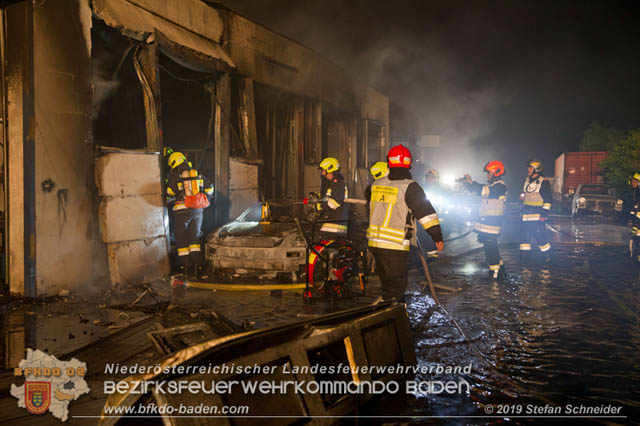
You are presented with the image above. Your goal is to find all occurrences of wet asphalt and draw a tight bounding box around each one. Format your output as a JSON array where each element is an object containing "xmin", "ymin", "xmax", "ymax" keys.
[{"xmin": 367, "ymin": 213, "xmax": 640, "ymax": 425}]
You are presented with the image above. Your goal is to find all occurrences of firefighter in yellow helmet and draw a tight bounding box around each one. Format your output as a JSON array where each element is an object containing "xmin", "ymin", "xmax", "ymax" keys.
[
  {"xmin": 366, "ymin": 145, "xmax": 444, "ymax": 302},
  {"xmin": 166, "ymin": 152, "xmax": 214, "ymax": 278},
  {"xmin": 520, "ymin": 159, "xmax": 552, "ymax": 265},
  {"xmin": 315, "ymin": 157, "xmax": 348, "ymax": 238},
  {"xmin": 628, "ymin": 172, "xmax": 640, "ymax": 264}
]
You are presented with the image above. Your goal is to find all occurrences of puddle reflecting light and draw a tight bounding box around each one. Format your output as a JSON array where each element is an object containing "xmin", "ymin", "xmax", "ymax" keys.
[{"xmin": 460, "ymin": 263, "xmax": 477, "ymax": 274}]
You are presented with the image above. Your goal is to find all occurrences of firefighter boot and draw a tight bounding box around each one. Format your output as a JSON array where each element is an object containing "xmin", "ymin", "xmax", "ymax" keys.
[
  {"xmin": 497, "ymin": 265, "xmax": 508, "ymax": 283},
  {"xmin": 196, "ymin": 265, "xmax": 208, "ymax": 280},
  {"xmin": 186, "ymin": 265, "xmax": 197, "ymax": 279}
]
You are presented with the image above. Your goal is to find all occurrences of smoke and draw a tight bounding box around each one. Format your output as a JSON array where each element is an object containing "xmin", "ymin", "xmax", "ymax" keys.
[
  {"xmin": 91, "ymin": 48, "xmax": 121, "ymax": 118},
  {"xmin": 227, "ymin": 0, "xmax": 514, "ymax": 175},
  {"xmin": 226, "ymin": 0, "xmax": 640, "ymax": 195}
]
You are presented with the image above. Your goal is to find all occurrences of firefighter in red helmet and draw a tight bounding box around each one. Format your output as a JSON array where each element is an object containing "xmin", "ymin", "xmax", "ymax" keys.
[
  {"xmin": 366, "ymin": 145, "xmax": 444, "ymax": 302},
  {"xmin": 464, "ymin": 161, "xmax": 508, "ymax": 281}
]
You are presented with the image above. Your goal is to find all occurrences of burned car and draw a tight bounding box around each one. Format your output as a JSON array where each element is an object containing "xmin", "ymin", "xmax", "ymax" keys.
[
  {"xmin": 205, "ymin": 200, "xmax": 369, "ymax": 284},
  {"xmin": 205, "ymin": 201, "xmax": 311, "ymax": 282},
  {"xmin": 571, "ymin": 184, "xmax": 623, "ymax": 218}
]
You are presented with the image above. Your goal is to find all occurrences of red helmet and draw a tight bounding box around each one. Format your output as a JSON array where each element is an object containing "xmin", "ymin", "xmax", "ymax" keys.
[
  {"xmin": 387, "ymin": 144, "xmax": 412, "ymax": 168},
  {"xmin": 484, "ymin": 160, "xmax": 505, "ymax": 178}
]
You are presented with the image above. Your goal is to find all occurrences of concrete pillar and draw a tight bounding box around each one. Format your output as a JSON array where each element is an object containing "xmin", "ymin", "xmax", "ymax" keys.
[
  {"xmin": 214, "ymin": 73, "xmax": 230, "ymax": 226},
  {"xmin": 5, "ymin": 1, "xmax": 35, "ymax": 296}
]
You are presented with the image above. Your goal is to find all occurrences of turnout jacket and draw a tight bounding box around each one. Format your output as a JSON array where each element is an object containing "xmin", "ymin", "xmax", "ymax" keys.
[
  {"xmin": 465, "ymin": 179, "xmax": 507, "ymax": 235},
  {"xmin": 167, "ymin": 163, "xmax": 214, "ymax": 211},
  {"xmin": 318, "ymin": 171, "xmax": 348, "ymax": 234},
  {"xmin": 366, "ymin": 168, "xmax": 443, "ymax": 251},
  {"xmin": 521, "ymin": 174, "xmax": 552, "ymax": 221}
]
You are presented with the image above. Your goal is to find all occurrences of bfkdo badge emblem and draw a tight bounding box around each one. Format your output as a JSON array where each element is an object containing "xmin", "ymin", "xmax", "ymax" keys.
[{"xmin": 25, "ymin": 382, "xmax": 51, "ymax": 414}]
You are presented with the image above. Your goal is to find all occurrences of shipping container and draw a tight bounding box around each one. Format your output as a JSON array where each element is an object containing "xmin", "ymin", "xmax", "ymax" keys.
[{"xmin": 554, "ymin": 151, "xmax": 607, "ymax": 207}]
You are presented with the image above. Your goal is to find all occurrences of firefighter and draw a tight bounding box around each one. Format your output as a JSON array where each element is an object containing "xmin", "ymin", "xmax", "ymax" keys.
[
  {"xmin": 315, "ymin": 157, "xmax": 349, "ymax": 238},
  {"xmin": 629, "ymin": 172, "xmax": 640, "ymax": 264},
  {"xmin": 520, "ymin": 159, "xmax": 552, "ymax": 264},
  {"xmin": 366, "ymin": 145, "xmax": 444, "ymax": 302},
  {"xmin": 463, "ymin": 161, "xmax": 507, "ymax": 281},
  {"xmin": 166, "ymin": 152, "xmax": 214, "ymax": 278}
]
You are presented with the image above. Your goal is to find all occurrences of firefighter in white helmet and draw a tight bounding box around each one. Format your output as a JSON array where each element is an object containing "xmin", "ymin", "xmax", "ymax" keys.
[
  {"xmin": 520, "ymin": 159, "xmax": 552, "ymax": 264},
  {"xmin": 366, "ymin": 145, "xmax": 444, "ymax": 302}
]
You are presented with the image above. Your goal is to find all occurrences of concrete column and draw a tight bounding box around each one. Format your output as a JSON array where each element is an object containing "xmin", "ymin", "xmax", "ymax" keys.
[
  {"xmin": 5, "ymin": 1, "xmax": 35, "ymax": 296},
  {"xmin": 214, "ymin": 73, "xmax": 230, "ymax": 226}
]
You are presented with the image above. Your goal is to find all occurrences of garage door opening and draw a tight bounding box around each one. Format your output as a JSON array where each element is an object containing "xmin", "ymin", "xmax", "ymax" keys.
[
  {"xmin": 92, "ymin": 19, "xmax": 146, "ymax": 149},
  {"xmin": 158, "ymin": 52, "xmax": 217, "ymax": 235}
]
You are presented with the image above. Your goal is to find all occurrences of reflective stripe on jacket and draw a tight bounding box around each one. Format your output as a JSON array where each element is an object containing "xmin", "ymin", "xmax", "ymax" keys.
[
  {"xmin": 479, "ymin": 181, "xmax": 507, "ymax": 217},
  {"xmin": 523, "ymin": 176, "xmax": 545, "ymax": 207},
  {"xmin": 367, "ymin": 178, "xmax": 412, "ymax": 251},
  {"xmin": 167, "ymin": 164, "xmax": 213, "ymax": 211},
  {"xmin": 319, "ymin": 172, "xmax": 348, "ymax": 235},
  {"xmin": 467, "ymin": 179, "xmax": 506, "ymax": 235},
  {"xmin": 521, "ymin": 176, "xmax": 552, "ymax": 220}
]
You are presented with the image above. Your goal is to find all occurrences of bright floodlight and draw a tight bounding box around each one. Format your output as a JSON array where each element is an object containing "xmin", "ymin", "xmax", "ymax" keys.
[{"xmin": 442, "ymin": 174, "xmax": 456, "ymax": 187}]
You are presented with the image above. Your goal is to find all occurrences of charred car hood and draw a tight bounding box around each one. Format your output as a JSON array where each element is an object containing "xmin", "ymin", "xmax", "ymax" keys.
[{"xmin": 210, "ymin": 222, "xmax": 301, "ymax": 248}]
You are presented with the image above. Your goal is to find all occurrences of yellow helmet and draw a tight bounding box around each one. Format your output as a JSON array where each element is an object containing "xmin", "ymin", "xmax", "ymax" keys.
[
  {"xmin": 528, "ymin": 159, "xmax": 543, "ymax": 173},
  {"xmin": 369, "ymin": 162, "xmax": 389, "ymax": 180},
  {"xmin": 630, "ymin": 172, "xmax": 640, "ymax": 184},
  {"xmin": 168, "ymin": 152, "xmax": 186, "ymax": 169},
  {"xmin": 319, "ymin": 157, "xmax": 340, "ymax": 173}
]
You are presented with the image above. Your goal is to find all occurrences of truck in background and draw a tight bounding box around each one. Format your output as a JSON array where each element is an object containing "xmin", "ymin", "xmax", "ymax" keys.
[{"xmin": 554, "ymin": 152, "xmax": 607, "ymax": 211}]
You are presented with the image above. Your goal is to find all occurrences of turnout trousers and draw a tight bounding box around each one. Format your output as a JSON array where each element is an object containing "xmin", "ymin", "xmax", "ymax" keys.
[
  {"xmin": 172, "ymin": 208, "xmax": 204, "ymax": 268},
  {"xmin": 631, "ymin": 235, "xmax": 640, "ymax": 264},
  {"xmin": 519, "ymin": 219, "xmax": 551, "ymax": 256},
  {"xmin": 370, "ymin": 247, "xmax": 410, "ymax": 303},
  {"xmin": 477, "ymin": 231, "xmax": 502, "ymax": 274}
]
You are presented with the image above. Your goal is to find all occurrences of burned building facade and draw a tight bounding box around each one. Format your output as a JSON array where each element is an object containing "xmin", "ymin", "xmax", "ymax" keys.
[{"xmin": 0, "ymin": 0, "xmax": 390, "ymax": 296}]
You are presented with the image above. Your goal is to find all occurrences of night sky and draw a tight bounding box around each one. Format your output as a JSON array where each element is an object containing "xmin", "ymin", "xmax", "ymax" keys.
[{"xmin": 227, "ymin": 0, "xmax": 640, "ymax": 190}]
